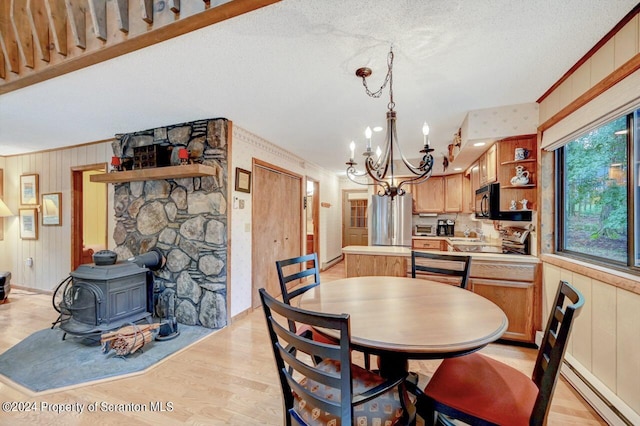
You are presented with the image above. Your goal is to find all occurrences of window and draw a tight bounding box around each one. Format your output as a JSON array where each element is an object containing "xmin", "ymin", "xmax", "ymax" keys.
[
  {"xmin": 350, "ymin": 200, "xmax": 368, "ymax": 228},
  {"xmin": 557, "ymin": 109, "xmax": 638, "ymax": 269}
]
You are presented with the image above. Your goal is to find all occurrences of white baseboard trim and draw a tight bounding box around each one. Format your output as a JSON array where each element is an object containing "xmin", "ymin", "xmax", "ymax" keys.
[
  {"xmin": 562, "ymin": 354, "xmax": 639, "ymax": 426},
  {"xmin": 322, "ymin": 254, "xmax": 343, "ymax": 270}
]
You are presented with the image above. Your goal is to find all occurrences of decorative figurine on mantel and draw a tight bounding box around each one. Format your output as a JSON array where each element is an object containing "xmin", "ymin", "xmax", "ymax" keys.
[
  {"xmin": 178, "ymin": 148, "xmax": 190, "ymax": 165},
  {"xmin": 111, "ymin": 156, "xmax": 122, "ymax": 172},
  {"xmin": 509, "ymin": 200, "xmax": 517, "ymax": 210},
  {"xmin": 521, "ymin": 199, "xmax": 529, "ymax": 210}
]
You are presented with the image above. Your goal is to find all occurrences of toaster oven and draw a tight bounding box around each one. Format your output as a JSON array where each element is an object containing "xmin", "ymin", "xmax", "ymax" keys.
[{"xmin": 414, "ymin": 224, "xmax": 436, "ymax": 236}]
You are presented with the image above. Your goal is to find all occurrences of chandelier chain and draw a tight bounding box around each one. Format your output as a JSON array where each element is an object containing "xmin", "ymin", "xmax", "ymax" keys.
[{"xmin": 360, "ymin": 49, "xmax": 394, "ymax": 110}]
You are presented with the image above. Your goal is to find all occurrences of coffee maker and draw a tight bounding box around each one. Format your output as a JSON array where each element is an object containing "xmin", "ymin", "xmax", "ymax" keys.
[{"xmin": 437, "ymin": 219, "xmax": 455, "ymax": 236}]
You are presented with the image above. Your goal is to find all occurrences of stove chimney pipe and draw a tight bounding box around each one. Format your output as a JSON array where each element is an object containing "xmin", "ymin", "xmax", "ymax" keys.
[{"xmin": 128, "ymin": 248, "xmax": 166, "ymax": 271}]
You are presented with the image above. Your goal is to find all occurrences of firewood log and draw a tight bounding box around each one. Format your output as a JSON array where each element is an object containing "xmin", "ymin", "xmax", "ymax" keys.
[{"xmin": 101, "ymin": 323, "xmax": 160, "ymax": 355}]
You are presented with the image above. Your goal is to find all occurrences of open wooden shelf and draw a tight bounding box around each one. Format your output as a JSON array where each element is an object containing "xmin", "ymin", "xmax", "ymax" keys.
[
  {"xmin": 500, "ymin": 159, "xmax": 536, "ymax": 166},
  {"xmin": 90, "ymin": 164, "xmax": 217, "ymax": 183}
]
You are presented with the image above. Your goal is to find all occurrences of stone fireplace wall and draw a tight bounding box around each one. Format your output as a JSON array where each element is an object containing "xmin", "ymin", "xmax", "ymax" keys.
[{"xmin": 110, "ymin": 118, "xmax": 228, "ymax": 329}]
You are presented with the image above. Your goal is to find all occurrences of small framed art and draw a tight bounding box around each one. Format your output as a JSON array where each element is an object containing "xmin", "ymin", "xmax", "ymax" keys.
[
  {"xmin": 42, "ymin": 192, "xmax": 62, "ymax": 226},
  {"xmin": 20, "ymin": 174, "xmax": 39, "ymax": 205},
  {"xmin": 19, "ymin": 208, "xmax": 38, "ymax": 240},
  {"xmin": 235, "ymin": 168, "xmax": 252, "ymax": 193}
]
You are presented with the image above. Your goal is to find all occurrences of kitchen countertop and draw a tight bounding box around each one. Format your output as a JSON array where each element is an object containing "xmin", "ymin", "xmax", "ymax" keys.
[{"xmin": 342, "ymin": 245, "xmax": 539, "ymax": 263}]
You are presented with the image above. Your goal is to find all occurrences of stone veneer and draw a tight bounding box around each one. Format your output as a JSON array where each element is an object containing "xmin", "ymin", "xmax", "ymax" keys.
[{"xmin": 110, "ymin": 118, "xmax": 228, "ymax": 329}]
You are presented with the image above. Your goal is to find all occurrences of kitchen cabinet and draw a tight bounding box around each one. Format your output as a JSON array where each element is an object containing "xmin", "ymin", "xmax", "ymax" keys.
[
  {"xmin": 413, "ymin": 176, "xmax": 444, "ymax": 213},
  {"xmin": 496, "ymin": 135, "xmax": 537, "ymax": 211},
  {"xmin": 444, "ymin": 174, "xmax": 463, "ymax": 212},
  {"xmin": 478, "ymin": 144, "xmax": 497, "ymax": 186},
  {"xmin": 465, "ymin": 163, "xmax": 480, "ymax": 212},
  {"xmin": 468, "ymin": 259, "xmax": 540, "ymax": 343},
  {"xmin": 342, "ymin": 246, "xmax": 408, "ymax": 278},
  {"xmin": 412, "ymin": 238, "xmax": 447, "ymax": 251}
]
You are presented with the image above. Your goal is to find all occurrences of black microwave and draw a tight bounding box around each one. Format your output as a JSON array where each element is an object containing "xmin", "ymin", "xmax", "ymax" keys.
[{"xmin": 475, "ymin": 183, "xmax": 500, "ymax": 219}]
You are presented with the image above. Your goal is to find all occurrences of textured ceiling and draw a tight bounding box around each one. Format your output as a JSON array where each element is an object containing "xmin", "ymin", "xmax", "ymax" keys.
[{"xmin": 0, "ymin": 0, "xmax": 637, "ymax": 175}]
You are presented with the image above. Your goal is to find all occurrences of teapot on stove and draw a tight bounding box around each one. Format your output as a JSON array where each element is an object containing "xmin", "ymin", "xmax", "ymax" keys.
[{"xmin": 510, "ymin": 165, "xmax": 530, "ymax": 186}]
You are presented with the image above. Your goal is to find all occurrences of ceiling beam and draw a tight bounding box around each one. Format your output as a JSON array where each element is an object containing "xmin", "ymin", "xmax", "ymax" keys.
[
  {"xmin": 27, "ymin": 0, "xmax": 51, "ymax": 62},
  {"xmin": 0, "ymin": 0, "xmax": 281, "ymax": 94}
]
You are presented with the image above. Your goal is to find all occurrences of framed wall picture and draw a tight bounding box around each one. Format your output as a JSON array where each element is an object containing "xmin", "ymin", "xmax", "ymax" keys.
[
  {"xmin": 235, "ymin": 168, "xmax": 252, "ymax": 193},
  {"xmin": 42, "ymin": 192, "xmax": 62, "ymax": 226},
  {"xmin": 19, "ymin": 208, "xmax": 38, "ymax": 240},
  {"xmin": 20, "ymin": 174, "xmax": 39, "ymax": 205}
]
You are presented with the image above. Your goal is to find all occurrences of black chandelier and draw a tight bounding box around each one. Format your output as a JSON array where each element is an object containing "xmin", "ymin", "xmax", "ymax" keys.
[{"xmin": 346, "ymin": 47, "xmax": 434, "ymax": 199}]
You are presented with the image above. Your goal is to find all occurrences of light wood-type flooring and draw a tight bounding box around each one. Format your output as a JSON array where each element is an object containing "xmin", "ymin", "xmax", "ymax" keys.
[{"xmin": 0, "ymin": 262, "xmax": 605, "ymax": 425}]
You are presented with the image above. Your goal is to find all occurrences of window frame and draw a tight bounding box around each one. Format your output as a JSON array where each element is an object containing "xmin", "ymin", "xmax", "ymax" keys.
[{"xmin": 556, "ymin": 109, "xmax": 638, "ymax": 273}]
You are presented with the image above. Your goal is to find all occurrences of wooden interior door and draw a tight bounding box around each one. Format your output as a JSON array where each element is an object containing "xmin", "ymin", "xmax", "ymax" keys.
[
  {"xmin": 252, "ymin": 161, "xmax": 302, "ymax": 308},
  {"xmin": 342, "ymin": 190, "xmax": 368, "ymax": 247}
]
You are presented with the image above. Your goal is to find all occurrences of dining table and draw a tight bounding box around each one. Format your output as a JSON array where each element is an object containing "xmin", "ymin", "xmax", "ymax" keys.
[{"xmin": 298, "ymin": 275, "xmax": 508, "ymax": 379}]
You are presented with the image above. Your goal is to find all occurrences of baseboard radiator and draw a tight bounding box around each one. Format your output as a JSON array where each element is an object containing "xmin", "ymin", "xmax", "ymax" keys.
[
  {"xmin": 561, "ymin": 354, "xmax": 639, "ymax": 426},
  {"xmin": 322, "ymin": 255, "xmax": 343, "ymax": 270}
]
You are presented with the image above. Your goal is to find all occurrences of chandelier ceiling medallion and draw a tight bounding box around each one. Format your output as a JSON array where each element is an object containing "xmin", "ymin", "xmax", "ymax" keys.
[{"xmin": 346, "ymin": 46, "xmax": 435, "ymax": 200}]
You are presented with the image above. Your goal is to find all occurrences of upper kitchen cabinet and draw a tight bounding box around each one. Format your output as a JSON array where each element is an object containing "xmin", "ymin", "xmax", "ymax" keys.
[
  {"xmin": 478, "ymin": 144, "xmax": 497, "ymax": 185},
  {"xmin": 413, "ymin": 176, "xmax": 444, "ymax": 213},
  {"xmin": 497, "ymin": 135, "xmax": 537, "ymax": 211},
  {"xmin": 412, "ymin": 174, "xmax": 463, "ymax": 213},
  {"xmin": 463, "ymin": 164, "xmax": 480, "ymax": 213},
  {"xmin": 444, "ymin": 174, "xmax": 463, "ymax": 212}
]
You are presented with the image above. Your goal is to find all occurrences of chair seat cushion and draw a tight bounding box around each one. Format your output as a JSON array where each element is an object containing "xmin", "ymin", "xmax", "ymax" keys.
[
  {"xmin": 294, "ymin": 359, "xmax": 404, "ymax": 425},
  {"xmin": 423, "ymin": 353, "xmax": 539, "ymax": 426}
]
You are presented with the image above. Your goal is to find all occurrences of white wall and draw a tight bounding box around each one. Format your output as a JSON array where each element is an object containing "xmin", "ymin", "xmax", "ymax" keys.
[
  {"xmin": 229, "ymin": 125, "xmax": 342, "ymax": 317},
  {"xmin": 0, "ymin": 143, "xmax": 115, "ymax": 292}
]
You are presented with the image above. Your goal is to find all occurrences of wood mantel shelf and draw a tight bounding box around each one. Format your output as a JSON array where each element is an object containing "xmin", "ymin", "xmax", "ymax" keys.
[{"xmin": 90, "ymin": 164, "xmax": 217, "ymax": 183}]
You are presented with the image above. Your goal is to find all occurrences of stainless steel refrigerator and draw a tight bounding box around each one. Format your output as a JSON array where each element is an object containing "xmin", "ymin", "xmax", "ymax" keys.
[{"xmin": 370, "ymin": 194, "xmax": 412, "ymax": 246}]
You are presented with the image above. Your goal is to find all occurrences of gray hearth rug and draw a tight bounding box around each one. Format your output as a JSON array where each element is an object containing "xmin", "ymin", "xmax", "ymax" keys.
[{"xmin": 0, "ymin": 325, "xmax": 214, "ymax": 393}]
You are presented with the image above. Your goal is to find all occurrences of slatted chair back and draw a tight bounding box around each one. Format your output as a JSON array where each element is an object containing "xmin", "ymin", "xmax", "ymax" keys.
[
  {"xmin": 276, "ymin": 253, "xmax": 321, "ymax": 304},
  {"xmin": 260, "ymin": 288, "xmax": 410, "ymax": 426},
  {"xmin": 410, "ymin": 251, "xmax": 472, "ymax": 289},
  {"xmin": 530, "ymin": 280, "xmax": 585, "ymax": 425},
  {"xmin": 276, "ymin": 253, "xmax": 321, "ymax": 334}
]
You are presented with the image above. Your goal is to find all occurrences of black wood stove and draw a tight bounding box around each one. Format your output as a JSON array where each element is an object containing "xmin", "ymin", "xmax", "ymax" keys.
[{"xmin": 56, "ymin": 250, "xmax": 163, "ymax": 336}]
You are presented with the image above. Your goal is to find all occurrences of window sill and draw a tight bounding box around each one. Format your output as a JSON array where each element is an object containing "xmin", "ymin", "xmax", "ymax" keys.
[{"xmin": 540, "ymin": 253, "xmax": 640, "ymax": 295}]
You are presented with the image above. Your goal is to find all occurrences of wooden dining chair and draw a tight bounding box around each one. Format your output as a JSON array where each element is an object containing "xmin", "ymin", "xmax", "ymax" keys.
[
  {"xmin": 259, "ymin": 288, "xmax": 415, "ymax": 426},
  {"xmin": 276, "ymin": 253, "xmax": 374, "ymax": 370},
  {"xmin": 410, "ymin": 251, "xmax": 472, "ymax": 289},
  {"xmin": 416, "ymin": 280, "xmax": 584, "ymax": 426}
]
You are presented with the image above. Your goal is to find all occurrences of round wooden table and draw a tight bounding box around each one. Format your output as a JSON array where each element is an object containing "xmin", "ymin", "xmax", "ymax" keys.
[{"xmin": 299, "ymin": 276, "xmax": 508, "ymax": 377}]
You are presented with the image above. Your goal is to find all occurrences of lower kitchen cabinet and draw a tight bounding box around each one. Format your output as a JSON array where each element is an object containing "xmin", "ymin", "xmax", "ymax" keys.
[
  {"xmin": 344, "ymin": 253, "xmax": 407, "ymax": 277},
  {"xmin": 468, "ymin": 259, "xmax": 540, "ymax": 344},
  {"xmin": 471, "ymin": 278, "xmax": 534, "ymax": 342},
  {"xmin": 412, "ymin": 239, "xmax": 447, "ymax": 251}
]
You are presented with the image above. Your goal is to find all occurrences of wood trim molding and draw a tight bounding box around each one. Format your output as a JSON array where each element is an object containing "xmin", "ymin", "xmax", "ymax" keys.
[
  {"xmin": 538, "ymin": 52, "xmax": 640, "ymax": 132},
  {"xmin": 541, "ymin": 253, "xmax": 640, "ymax": 296}
]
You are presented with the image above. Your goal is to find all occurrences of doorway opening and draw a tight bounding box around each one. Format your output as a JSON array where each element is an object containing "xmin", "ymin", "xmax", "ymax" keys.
[
  {"xmin": 305, "ymin": 178, "xmax": 320, "ymax": 267},
  {"xmin": 342, "ymin": 190, "xmax": 369, "ymax": 247},
  {"xmin": 71, "ymin": 164, "xmax": 108, "ymax": 270}
]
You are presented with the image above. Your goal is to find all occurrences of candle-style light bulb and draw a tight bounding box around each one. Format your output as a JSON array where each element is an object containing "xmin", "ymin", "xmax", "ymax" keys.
[
  {"xmin": 375, "ymin": 146, "xmax": 382, "ymax": 160},
  {"xmin": 365, "ymin": 126, "xmax": 372, "ymax": 150},
  {"xmin": 422, "ymin": 121, "xmax": 430, "ymax": 148},
  {"xmin": 349, "ymin": 140, "xmax": 356, "ymax": 161}
]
